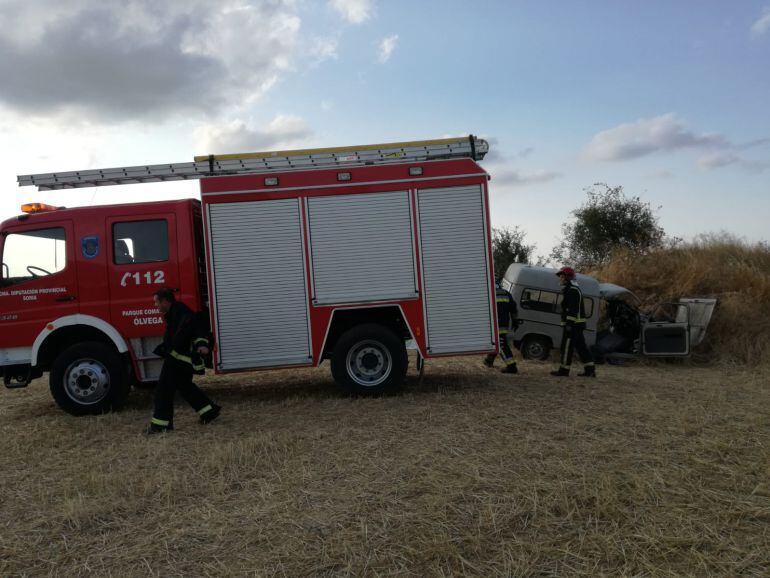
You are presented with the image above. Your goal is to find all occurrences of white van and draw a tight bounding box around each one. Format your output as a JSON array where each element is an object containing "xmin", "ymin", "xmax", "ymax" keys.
[
  {"xmin": 501, "ymin": 263, "xmax": 717, "ymax": 362},
  {"xmin": 500, "ymin": 264, "xmax": 601, "ymax": 360}
]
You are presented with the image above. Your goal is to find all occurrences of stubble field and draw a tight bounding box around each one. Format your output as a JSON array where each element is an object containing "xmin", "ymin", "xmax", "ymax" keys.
[{"xmin": 1, "ymin": 357, "xmax": 769, "ymax": 576}]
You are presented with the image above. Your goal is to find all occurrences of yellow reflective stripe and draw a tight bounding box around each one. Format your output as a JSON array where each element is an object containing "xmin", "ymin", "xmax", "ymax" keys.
[
  {"xmin": 566, "ymin": 316, "xmax": 585, "ymax": 323},
  {"xmin": 560, "ymin": 364, "xmax": 571, "ymax": 370},
  {"xmin": 499, "ymin": 329, "xmax": 510, "ymax": 334},
  {"xmin": 504, "ymin": 358, "xmax": 516, "ymax": 366},
  {"xmin": 584, "ymin": 362, "xmax": 595, "ymax": 367},
  {"xmin": 198, "ymin": 404, "xmax": 213, "ymax": 416},
  {"xmin": 496, "ymin": 298, "xmax": 510, "ymax": 303},
  {"xmin": 151, "ymin": 418, "xmax": 170, "ymax": 426},
  {"xmin": 170, "ymin": 350, "xmax": 192, "ymax": 364},
  {"xmin": 193, "ymin": 338, "xmax": 208, "ymax": 346},
  {"xmin": 193, "ymin": 363, "xmax": 206, "ymax": 371}
]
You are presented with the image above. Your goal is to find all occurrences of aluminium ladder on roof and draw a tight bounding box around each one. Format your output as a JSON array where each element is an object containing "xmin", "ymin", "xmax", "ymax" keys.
[{"xmin": 17, "ymin": 135, "xmax": 489, "ymax": 191}]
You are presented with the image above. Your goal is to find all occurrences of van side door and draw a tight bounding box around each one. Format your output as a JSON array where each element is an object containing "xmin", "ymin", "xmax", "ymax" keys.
[{"xmin": 641, "ymin": 302, "xmax": 690, "ymax": 356}]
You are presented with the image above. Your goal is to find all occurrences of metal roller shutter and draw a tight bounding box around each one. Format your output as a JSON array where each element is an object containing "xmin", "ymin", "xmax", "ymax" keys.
[
  {"xmin": 307, "ymin": 191, "xmax": 417, "ymax": 304},
  {"xmin": 418, "ymin": 185, "xmax": 494, "ymax": 353},
  {"xmin": 207, "ymin": 199, "xmax": 311, "ymax": 370}
]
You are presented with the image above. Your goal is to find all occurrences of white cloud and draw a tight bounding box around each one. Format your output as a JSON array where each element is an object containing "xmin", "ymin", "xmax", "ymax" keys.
[
  {"xmin": 194, "ymin": 114, "xmax": 313, "ymax": 154},
  {"xmin": 482, "ymin": 142, "xmax": 534, "ymax": 163},
  {"xmin": 697, "ymin": 151, "xmax": 740, "ymax": 169},
  {"xmin": 310, "ymin": 36, "xmax": 339, "ymax": 65},
  {"xmin": 585, "ymin": 113, "xmax": 727, "ymax": 161},
  {"xmin": 491, "ymin": 168, "xmax": 563, "ymax": 188},
  {"xmin": 0, "ymin": 0, "xmax": 301, "ymax": 121},
  {"xmin": 698, "ymin": 152, "xmax": 770, "ymax": 173},
  {"xmin": 377, "ymin": 34, "xmax": 399, "ymax": 63},
  {"xmin": 516, "ymin": 147, "xmax": 534, "ymax": 159},
  {"xmin": 750, "ymin": 6, "xmax": 770, "ymax": 38},
  {"xmin": 647, "ymin": 169, "xmax": 675, "ymax": 179},
  {"xmin": 736, "ymin": 137, "xmax": 770, "ymax": 150},
  {"xmin": 742, "ymin": 160, "xmax": 770, "ymax": 173},
  {"xmin": 479, "ymin": 139, "xmax": 559, "ymax": 187},
  {"xmin": 329, "ymin": 0, "xmax": 373, "ymax": 24}
]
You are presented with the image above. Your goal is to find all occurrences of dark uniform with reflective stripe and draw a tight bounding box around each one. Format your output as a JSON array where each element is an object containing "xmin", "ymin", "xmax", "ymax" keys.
[
  {"xmin": 151, "ymin": 301, "xmax": 216, "ymax": 429},
  {"xmin": 484, "ymin": 286, "xmax": 518, "ymax": 372},
  {"xmin": 557, "ymin": 280, "xmax": 595, "ymax": 374}
]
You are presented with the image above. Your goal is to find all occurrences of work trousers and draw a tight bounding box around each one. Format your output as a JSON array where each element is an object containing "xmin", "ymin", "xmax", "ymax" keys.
[
  {"xmin": 485, "ymin": 331, "xmax": 517, "ymax": 367},
  {"xmin": 558, "ymin": 323, "xmax": 594, "ymax": 371},
  {"xmin": 152, "ymin": 357, "xmax": 213, "ymax": 428}
]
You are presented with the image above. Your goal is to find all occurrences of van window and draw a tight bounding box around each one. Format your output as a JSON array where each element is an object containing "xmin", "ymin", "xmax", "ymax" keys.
[
  {"xmin": 555, "ymin": 295, "xmax": 595, "ymax": 318},
  {"xmin": 521, "ymin": 288, "xmax": 595, "ymax": 318},
  {"xmin": 520, "ymin": 288, "xmax": 559, "ymax": 313},
  {"xmin": 1, "ymin": 227, "xmax": 66, "ymax": 287},
  {"xmin": 113, "ymin": 220, "xmax": 168, "ymax": 264}
]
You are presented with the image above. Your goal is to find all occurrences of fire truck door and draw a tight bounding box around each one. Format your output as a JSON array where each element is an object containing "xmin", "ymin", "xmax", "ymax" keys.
[
  {"xmin": 106, "ymin": 213, "xmax": 179, "ymax": 337},
  {"xmin": 0, "ymin": 221, "xmax": 79, "ymax": 352}
]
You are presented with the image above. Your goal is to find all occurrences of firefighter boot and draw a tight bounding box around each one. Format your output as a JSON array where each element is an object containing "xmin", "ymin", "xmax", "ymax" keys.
[
  {"xmin": 550, "ymin": 367, "xmax": 570, "ymax": 377},
  {"xmin": 501, "ymin": 362, "xmax": 518, "ymax": 374},
  {"xmin": 143, "ymin": 423, "xmax": 174, "ymax": 436},
  {"xmin": 483, "ymin": 354, "xmax": 495, "ymax": 368},
  {"xmin": 199, "ymin": 403, "xmax": 222, "ymax": 425},
  {"xmin": 578, "ymin": 365, "xmax": 596, "ymax": 378}
]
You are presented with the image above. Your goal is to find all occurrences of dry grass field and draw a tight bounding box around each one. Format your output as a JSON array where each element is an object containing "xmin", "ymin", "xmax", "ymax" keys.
[{"xmin": 1, "ymin": 357, "xmax": 769, "ymax": 577}]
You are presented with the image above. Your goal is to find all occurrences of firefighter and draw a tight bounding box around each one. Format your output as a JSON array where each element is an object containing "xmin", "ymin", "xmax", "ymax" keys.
[
  {"xmin": 484, "ymin": 282, "xmax": 519, "ymax": 374},
  {"xmin": 551, "ymin": 266, "xmax": 596, "ymax": 377},
  {"xmin": 144, "ymin": 288, "xmax": 221, "ymax": 434}
]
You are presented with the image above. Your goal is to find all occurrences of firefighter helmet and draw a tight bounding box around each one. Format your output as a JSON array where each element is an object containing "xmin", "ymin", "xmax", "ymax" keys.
[{"xmin": 556, "ymin": 266, "xmax": 576, "ymax": 280}]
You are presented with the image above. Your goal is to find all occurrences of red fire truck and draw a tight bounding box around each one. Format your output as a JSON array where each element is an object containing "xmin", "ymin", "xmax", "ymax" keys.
[{"xmin": 1, "ymin": 136, "xmax": 498, "ymax": 415}]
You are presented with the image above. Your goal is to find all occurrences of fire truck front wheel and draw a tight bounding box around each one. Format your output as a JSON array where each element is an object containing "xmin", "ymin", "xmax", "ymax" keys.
[
  {"xmin": 49, "ymin": 342, "xmax": 130, "ymax": 416},
  {"xmin": 331, "ymin": 323, "xmax": 408, "ymax": 395}
]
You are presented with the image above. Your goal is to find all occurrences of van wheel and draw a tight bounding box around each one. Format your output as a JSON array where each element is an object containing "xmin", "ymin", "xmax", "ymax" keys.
[
  {"xmin": 50, "ymin": 342, "xmax": 130, "ymax": 416},
  {"xmin": 331, "ymin": 323, "xmax": 407, "ymax": 395},
  {"xmin": 522, "ymin": 335, "xmax": 551, "ymax": 360}
]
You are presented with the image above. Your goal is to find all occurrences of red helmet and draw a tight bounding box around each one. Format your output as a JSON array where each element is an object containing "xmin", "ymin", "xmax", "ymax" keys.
[{"xmin": 556, "ymin": 266, "xmax": 576, "ymax": 280}]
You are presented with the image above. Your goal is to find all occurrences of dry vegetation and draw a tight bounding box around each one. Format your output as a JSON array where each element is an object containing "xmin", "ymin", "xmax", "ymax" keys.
[
  {"xmin": 592, "ymin": 236, "xmax": 770, "ymax": 366},
  {"xmin": 2, "ymin": 238, "xmax": 769, "ymax": 576},
  {"xmin": 1, "ymin": 358, "xmax": 769, "ymax": 577}
]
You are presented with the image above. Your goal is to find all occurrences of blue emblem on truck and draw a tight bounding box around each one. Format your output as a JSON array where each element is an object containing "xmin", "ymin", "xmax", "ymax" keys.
[{"xmin": 81, "ymin": 236, "xmax": 99, "ymax": 259}]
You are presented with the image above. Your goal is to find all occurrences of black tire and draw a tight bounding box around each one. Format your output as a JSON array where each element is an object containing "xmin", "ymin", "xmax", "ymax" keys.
[
  {"xmin": 521, "ymin": 335, "xmax": 551, "ymax": 361},
  {"xmin": 49, "ymin": 341, "xmax": 130, "ymax": 416},
  {"xmin": 330, "ymin": 323, "xmax": 407, "ymax": 395}
]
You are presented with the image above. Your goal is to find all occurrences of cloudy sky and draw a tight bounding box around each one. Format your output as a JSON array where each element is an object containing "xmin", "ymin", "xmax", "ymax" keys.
[{"xmin": 0, "ymin": 0, "xmax": 768, "ymax": 257}]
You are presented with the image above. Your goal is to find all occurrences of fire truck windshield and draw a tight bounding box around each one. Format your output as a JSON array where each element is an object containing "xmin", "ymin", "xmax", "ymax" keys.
[{"xmin": 0, "ymin": 227, "xmax": 66, "ymax": 287}]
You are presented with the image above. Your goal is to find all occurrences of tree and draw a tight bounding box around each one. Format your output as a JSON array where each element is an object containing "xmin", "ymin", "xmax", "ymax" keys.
[
  {"xmin": 550, "ymin": 183, "xmax": 666, "ymax": 269},
  {"xmin": 492, "ymin": 226, "xmax": 534, "ymax": 278}
]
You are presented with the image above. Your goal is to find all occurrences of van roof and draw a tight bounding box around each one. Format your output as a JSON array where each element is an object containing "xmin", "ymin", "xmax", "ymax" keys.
[{"xmin": 503, "ymin": 263, "xmax": 601, "ymax": 296}]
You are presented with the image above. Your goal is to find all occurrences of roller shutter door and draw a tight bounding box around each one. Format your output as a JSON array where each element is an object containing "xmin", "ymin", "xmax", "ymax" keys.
[
  {"xmin": 208, "ymin": 199, "xmax": 311, "ymax": 370},
  {"xmin": 307, "ymin": 191, "xmax": 416, "ymax": 304},
  {"xmin": 418, "ymin": 185, "xmax": 494, "ymax": 354}
]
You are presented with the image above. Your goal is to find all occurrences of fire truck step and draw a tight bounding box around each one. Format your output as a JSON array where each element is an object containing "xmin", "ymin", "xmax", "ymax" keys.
[{"xmin": 3, "ymin": 369, "xmax": 32, "ymax": 388}]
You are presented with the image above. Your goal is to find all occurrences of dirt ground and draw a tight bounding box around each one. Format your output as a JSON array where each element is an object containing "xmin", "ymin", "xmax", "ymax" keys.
[{"xmin": 1, "ymin": 357, "xmax": 769, "ymax": 577}]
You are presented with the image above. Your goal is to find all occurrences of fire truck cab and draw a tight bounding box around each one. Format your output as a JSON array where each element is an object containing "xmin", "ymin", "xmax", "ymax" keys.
[
  {"xmin": 2, "ymin": 137, "xmax": 499, "ymax": 415},
  {"xmin": 0, "ymin": 200, "xmax": 206, "ymax": 413}
]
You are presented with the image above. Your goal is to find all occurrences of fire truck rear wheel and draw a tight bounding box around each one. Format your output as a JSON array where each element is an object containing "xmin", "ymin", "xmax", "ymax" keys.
[
  {"xmin": 49, "ymin": 341, "xmax": 130, "ymax": 416},
  {"xmin": 331, "ymin": 323, "xmax": 407, "ymax": 395}
]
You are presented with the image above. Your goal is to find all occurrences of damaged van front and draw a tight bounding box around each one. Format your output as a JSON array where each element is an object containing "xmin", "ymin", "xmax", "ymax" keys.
[{"xmin": 595, "ymin": 283, "xmax": 717, "ymax": 362}]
